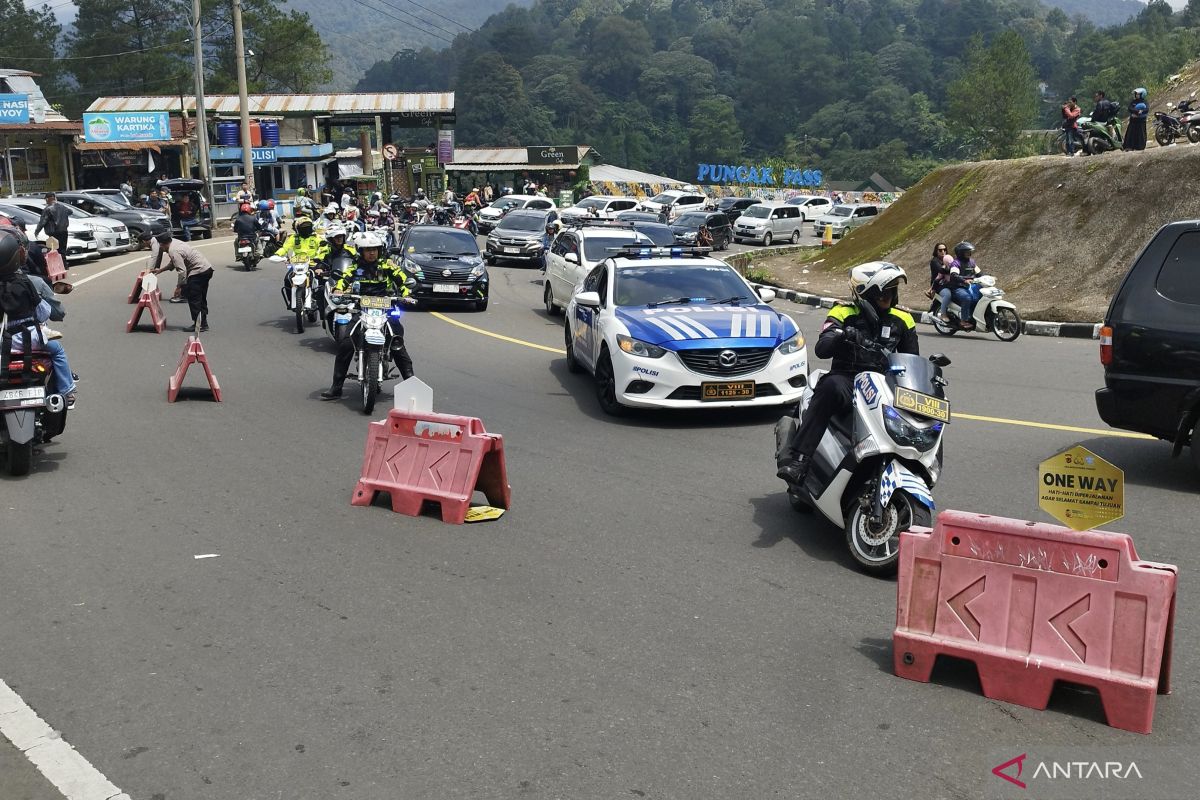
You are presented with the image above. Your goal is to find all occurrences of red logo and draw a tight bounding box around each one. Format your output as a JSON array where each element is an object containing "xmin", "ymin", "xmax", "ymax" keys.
[{"xmin": 993, "ymin": 754, "xmax": 1027, "ymax": 789}]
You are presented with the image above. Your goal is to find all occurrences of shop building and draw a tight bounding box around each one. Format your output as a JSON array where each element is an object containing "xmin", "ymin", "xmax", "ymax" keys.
[
  {"xmin": 0, "ymin": 70, "xmax": 78, "ymax": 195},
  {"xmin": 446, "ymin": 145, "xmax": 597, "ymax": 201}
]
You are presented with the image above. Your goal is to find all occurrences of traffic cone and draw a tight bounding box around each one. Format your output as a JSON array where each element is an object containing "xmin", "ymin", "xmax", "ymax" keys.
[{"xmin": 822, "ymin": 224, "xmax": 834, "ymax": 248}]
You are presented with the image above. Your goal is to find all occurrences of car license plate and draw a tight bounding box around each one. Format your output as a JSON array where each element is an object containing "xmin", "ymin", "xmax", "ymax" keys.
[
  {"xmin": 504, "ymin": 247, "xmax": 519, "ymax": 254},
  {"xmin": 0, "ymin": 386, "xmax": 44, "ymax": 403},
  {"xmin": 433, "ymin": 283, "xmax": 458, "ymax": 293},
  {"xmin": 894, "ymin": 386, "xmax": 951, "ymax": 422},
  {"xmin": 86, "ymin": 242, "xmax": 97, "ymax": 249},
  {"xmin": 237, "ymin": 247, "xmax": 251, "ymax": 254},
  {"xmin": 700, "ymin": 381, "xmax": 756, "ymax": 401}
]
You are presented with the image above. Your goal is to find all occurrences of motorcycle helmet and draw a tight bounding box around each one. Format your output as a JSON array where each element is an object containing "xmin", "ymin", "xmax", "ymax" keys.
[
  {"xmin": 1134, "ymin": 87, "xmax": 1147, "ymax": 102},
  {"xmin": 239, "ymin": 202, "xmax": 253, "ymax": 214},
  {"xmin": 296, "ymin": 187, "xmax": 306, "ymax": 197},
  {"xmin": 296, "ymin": 218, "xmax": 314, "ymax": 237},
  {"xmin": 0, "ymin": 225, "xmax": 29, "ymax": 276},
  {"xmin": 267, "ymin": 199, "xmax": 275, "ymax": 210},
  {"xmin": 356, "ymin": 232, "xmax": 385, "ymax": 261},
  {"xmin": 849, "ymin": 261, "xmax": 907, "ymax": 311},
  {"xmin": 415, "ymin": 188, "xmax": 425, "ymax": 197},
  {"xmin": 953, "ymin": 241, "xmax": 975, "ymax": 262},
  {"xmin": 325, "ymin": 223, "xmax": 347, "ymax": 241},
  {"xmin": 257, "ymin": 200, "xmax": 269, "ymax": 211},
  {"xmin": 324, "ymin": 204, "xmax": 339, "ymax": 216}
]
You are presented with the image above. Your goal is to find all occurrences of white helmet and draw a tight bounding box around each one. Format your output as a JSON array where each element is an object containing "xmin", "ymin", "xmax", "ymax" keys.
[
  {"xmin": 356, "ymin": 231, "xmax": 386, "ymax": 251},
  {"xmin": 849, "ymin": 261, "xmax": 907, "ymax": 308},
  {"xmin": 324, "ymin": 204, "xmax": 339, "ymax": 216},
  {"xmin": 325, "ymin": 223, "xmax": 347, "ymax": 240}
]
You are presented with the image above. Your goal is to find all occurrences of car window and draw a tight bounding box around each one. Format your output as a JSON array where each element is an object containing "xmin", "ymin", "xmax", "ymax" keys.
[
  {"xmin": 613, "ymin": 200, "xmax": 636, "ymax": 211},
  {"xmin": 1156, "ymin": 231, "xmax": 1200, "ymax": 305},
  {"xmin": 582, "ymin": 234, "xmax": 652, "ymax": 261},
  {"xmin": 583, "ymin": 264, "xmax": 604, "ymax": 292},
  {"xmin": 404, "ymin": 228, "xmax": 479, "ymax": 255},
  {"xmin": 630, "ymin": 223, "xmax": 675, "ymax": 246},
  {"xmin": 741, "ymin": 205, "xmax": 770, "ymax": 219},
  {"xmin": 613, "ymin": 264, "xmax": 753, "ymax": 307},
  {"xmin": 597, "ymin": 266, "xmax": 610, "ymax": 305},
  {"xmin": 781, "ymin": 207, "xmax": 798, "ymax": 219},
  {"xmin": 679, "ymin": 196, "xmax": 702, "ymax": 206},
  {"xmin": 710, "ymin": 214, "xmax": 728, "ymax": 227},
  {"xmin": 770, "ymin": 208, "xmax": 783, "ymax": 219},
  {"xmin": 830, "ymin": 206, "xmax": 852, "ymax": 217},
  {"xmin": 576, "ymin": 197, "xmax": 607, "ymax": 210},
  {"xmin": 648, "ymin": 193, "xmax": 675, "ymax": 204},
  {"xmin": 498, "ymin": 214, "xmax": 545, "ymax": 232},
  {"xmin": 529, "ymin": 200, "xmax": 553, "ymax": 209}
]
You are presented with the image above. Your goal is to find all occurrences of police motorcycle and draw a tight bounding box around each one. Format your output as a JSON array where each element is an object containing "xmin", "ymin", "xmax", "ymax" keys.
[
  {"xmin": 319, "ymin": 236, "xmax": 357, "ymax": 343},
  {"xmin": 330, "ymin": 289, "xmax": 416, "ymax": 414},
  {"xmin": 929, "ymin": 275, "xmax": 1021, "ymax": 341},
  {"xmin": 1, "ymin": 321, "xmax": 68, "ymax": 476},
  {"xmin": 269, "ymin": 254, "xmax": 319, "ymax": 334}
]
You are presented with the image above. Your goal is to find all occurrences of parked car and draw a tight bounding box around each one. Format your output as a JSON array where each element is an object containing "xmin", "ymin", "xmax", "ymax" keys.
[
  {"xmin": 543, "ymin": 223, "xmax": 657, "ymax": 317},
  {"xmin": 394, "ymin": 225, "xmax": 489, "ymax": 311},
  {"xmin": 58, "ymin": 191, "xmax": 169, "ymax": 243},
  {"xmin": 0, "ymin": 202, "xmax": 98, "ymax": 262},
  {"xmin": 716, "ymin": 197, "xmax": 761, "ymax": 222},
  {"xmin": 732, "ymin": 202, "xmax": 804, "ymax": 246},
  {"xmin": 476, "ymin": 194, "xmax": 557, "ymax": 233},
  {"xmin": 485, "ymin": 208, "xmax": 560, "ymax": 265},
  {"xmin": 157, "ymin": 178, "xmax": 213, "ymax": 239},
  {"xmin": 636, "ymin": 189, "xmax": 709, "ymax": 221},
  {"xmin": 671, "ymin": 211, "xmax": 733, "ymax": 250},
  {"xmin": 561, "ymin": 195, "xmax": 639, "ymax": 221},
  {"xmin": 615, "ymin": 210, "xmax": 663, "ymax": 224},
  {"xmin": 812, "ymin": 204, "xmax": 880, "ymax": 239},
  {"xmin": 785, "ymin": 195, "xmax": 834, "ymax": 221},
  {"xmin": 78, "ymin": 188, "xmax": 135, "ymax": 209},
  {"xmin": 1096, "ymin": 221, "xmax": 1200, "ymax": 471}
]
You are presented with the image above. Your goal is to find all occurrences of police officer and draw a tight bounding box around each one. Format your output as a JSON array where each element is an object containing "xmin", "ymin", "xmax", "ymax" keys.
[
  {"xmin": 276, "ymin": 217, "xmax": 324, "ymax": 298},
  {"xmin": 319, "ymin": 233, "xmax": 415, "ymax": 400},
  {"xmin": 777, "ymin": 262, "xmax": 918, "ymax": 486}
]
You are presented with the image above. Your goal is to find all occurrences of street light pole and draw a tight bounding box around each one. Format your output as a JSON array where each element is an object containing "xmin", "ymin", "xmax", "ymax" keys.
[
  {"xmin": 191, "ymin": 0, "xmax": 214, "ymax": 209},
  {"xmin": 232, "ymin": 0, "xmax": 254, "ymax": 195}
]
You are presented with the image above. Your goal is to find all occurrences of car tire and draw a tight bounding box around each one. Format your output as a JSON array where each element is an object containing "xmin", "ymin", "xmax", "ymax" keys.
[
  {"xmin": 594, "ymin": 350, "xmax": 626, "ymax": 416},
  {"xmin": 734, "ymin": 237, "xmax": 743, "ymax": 244},
  {"xmin": 544, "ymin": 282, "xmax": 561, "ymax": 316},
  {"xmin": 564, "ymin": 322, "xmax": 582, "ymax": 373},
  {"xmin": 762, "ymin": 232, "xmax": 773, "ymax": 247},
  {"xmin": 790, "ymin": 229, "xmax": 801, "ymax": 244}
]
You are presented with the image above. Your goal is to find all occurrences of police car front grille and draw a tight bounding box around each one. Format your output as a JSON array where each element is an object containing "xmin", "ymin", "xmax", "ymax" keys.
[{"xmin": 676, "ymin": 347, "xmax": 773, "ymax": 377}]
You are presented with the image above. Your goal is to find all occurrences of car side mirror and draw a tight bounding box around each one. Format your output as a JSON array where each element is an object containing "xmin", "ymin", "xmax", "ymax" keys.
[
  {"xmin": 756, "ymin": 286, "xmax": 776, "ymax": 303},
  {"xmin": 564, "ymin": 252, "xmax": 579, "ymax": 265},
  {"xmin": 929, "ymin": 353, "xmax": 951, "ymax": 367},
  {"xmin": 575, "ymin": 291, "xmax": 601, "ymax": 308}
]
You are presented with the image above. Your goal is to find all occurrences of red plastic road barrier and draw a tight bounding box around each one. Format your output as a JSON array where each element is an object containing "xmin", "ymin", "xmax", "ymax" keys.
[
  {"xmin": 351, "ymin": 409, "xmax": 510, "ymax": 524},
  {"xmin": 167, "ymin": 336, "xmax": 222, "ymax": 402},
  {"xmin": 894, "ymin": 510, "xmax": 1176, "ymax": 734},
  {"xmin": 126, "ymin": 287, "xmax": 166, "ymax": 333},
  {"xmin": 44, "ymin": 250, "xmax": 68, "ymax": 285}
]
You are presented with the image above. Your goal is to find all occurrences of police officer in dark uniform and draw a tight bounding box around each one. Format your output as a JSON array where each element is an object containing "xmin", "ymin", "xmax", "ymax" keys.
[
  {"xmin": 319, "ymin": 232, "xmax": 415, "ymax": 400},
  {"xmin": 777, "ymin": 262, "xmax": 919, "ymax": 486}
]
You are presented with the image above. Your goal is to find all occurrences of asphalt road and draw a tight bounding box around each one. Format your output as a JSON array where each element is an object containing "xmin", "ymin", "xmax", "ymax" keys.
[{"xmin": 2, "ymin": 238, "xmax": 1197, "ymax": 800}]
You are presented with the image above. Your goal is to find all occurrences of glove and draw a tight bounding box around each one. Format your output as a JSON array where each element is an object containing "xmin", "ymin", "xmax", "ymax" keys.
[{"xmin": 840, "ymin": 326, "xmax": 862, "ymax": 347}]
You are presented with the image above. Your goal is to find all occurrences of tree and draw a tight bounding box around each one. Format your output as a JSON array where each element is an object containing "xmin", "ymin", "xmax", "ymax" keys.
[
  {"xmin": 68, "ymin": 0, "xmax": 191, "ymax": 100},
  {"xmin": 0, "ymin": 1, "xmax": 66, "ymax": 102},
  {"xmin": 947, "ymin": 31, "xmax": 1038, "ymax": 158},
  {"xmin": 201, "ymin": 0, "xmax": 332, "ymax": 93},
  {"xmin": 688, "ymin": 96, "xmax": 742, "ymax": 166},
  {"xmin": 454, "ymin": 53, "xmax": 552, "ymax": 146}
]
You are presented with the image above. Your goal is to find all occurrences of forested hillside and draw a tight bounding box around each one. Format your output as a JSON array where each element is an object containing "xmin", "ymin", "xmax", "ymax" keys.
[
  {"xmin": 1042, "ymin": 0, "xmax": 1146, "ymax": 27},
  {"xmin": 355, "ymin": 0, "xmax": 1200, "ymax": 185}
]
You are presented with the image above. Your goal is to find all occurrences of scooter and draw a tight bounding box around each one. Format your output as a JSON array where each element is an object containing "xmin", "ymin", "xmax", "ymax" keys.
[
  {"xmin": 1079, "ymin": 115, "xmax": 1123, "ymax": 155},
  {"xmin": 774, "ymin": 345, "xmax": 950, "ymax": 576},
  {"xmin": 929, "ymin": 275, "xmax": 1022, "ymax": 341},
  {"xmin": 235, "ymin": 235, "xmax": 258, "ymax": 271},
  {"xmin": 0, "ymin": 324, "xmax": 68, "ymax": 476}
]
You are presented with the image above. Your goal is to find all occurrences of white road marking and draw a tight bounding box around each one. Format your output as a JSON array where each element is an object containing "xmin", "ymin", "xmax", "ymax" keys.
[
  {"xmin": 0, "ymin": 679, "xmax": 129, "ymax": 800},
  {"xmin": 71, "ymin": 237, "xmax": 227, "ymax": 288}
]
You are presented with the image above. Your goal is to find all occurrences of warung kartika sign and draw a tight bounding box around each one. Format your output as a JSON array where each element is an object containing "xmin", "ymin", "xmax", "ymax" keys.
[{"xmin": 82, "ymin": 112, "xmax": 171, "ymax": 143}]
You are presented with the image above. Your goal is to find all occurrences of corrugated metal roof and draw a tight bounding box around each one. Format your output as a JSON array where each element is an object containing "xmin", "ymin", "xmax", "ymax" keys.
[
  {"xmin": 446, "ymin": 146, "xmax": 593, "ymax": 170},
  {"xmin": 590, "ymin": 163, "xmax": 688, "ymax": 186},
  {"xmin": 86, "ymin": 93, "xmax": 455, "ymax": 115}
]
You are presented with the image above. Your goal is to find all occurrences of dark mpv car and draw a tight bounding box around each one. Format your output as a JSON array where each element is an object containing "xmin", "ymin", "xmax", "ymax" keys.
[
  {"xmin": 393, "ymin": 225, "xmax": 490, "ymax": 311},
  {"xmin": 1096, "ymin": 220, "xmax": 1200, "ymax": 471},
  {"xmin": 670, "ymin": 211, "xmax": 733, "ymax": 250}
]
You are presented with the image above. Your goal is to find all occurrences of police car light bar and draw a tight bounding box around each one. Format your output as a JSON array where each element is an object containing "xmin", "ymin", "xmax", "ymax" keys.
[
  {"xmin": 562, "ymin": 218, "xmax": 634, "ymax": 229},
  {"xmin": 608, "ymin": 245, "xmax": 714, "ymax": 259}
]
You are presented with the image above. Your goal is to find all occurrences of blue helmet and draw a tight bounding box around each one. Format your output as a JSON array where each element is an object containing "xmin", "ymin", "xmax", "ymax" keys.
[
  {"xmin": 257, "ymin": 199, "xmax": 269, "ymax": 211},
  {"xmin": 1134, "ymin": 87, "xmax": 1147, "ymax": 102}
]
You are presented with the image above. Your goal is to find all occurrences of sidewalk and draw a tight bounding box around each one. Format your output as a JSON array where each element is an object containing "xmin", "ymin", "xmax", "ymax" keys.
[{"xmin": 0, "ymin": 737, "xmax": 64, "ymax": 800}]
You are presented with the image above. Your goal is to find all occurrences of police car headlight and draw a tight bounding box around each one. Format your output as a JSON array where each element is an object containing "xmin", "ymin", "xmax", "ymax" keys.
[
  {"xmin": 882, "ymin": 405, "xmax": 942, "ymax": 451},
  {"xmin": 617, "ymin": 334, "xmax": 666, "ymax": 358},
  {"xmin": 777, "ymin": 332, "xmax": 805, "ymax": 355}
]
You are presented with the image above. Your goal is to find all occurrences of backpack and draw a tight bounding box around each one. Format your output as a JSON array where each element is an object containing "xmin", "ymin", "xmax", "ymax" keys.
[{"xmin": 0, "ymin": 273, "xmax": 39, "ymax": 320}]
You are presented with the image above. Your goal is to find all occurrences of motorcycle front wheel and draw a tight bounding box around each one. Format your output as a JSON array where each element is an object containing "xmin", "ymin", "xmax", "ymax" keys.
[
  {"xmin": 1154, "ymin": 127, "xmax": 1174, "ymax": 147},
  {"xmin": 991, "ymin": 307, "xmax": 1022, "ymax": 342},
  {"xmin": 1189, "ymin": 126, "xmax": 1200, "ymax": 144},
  {"xmin": 361, "ymin": 350, "xmax": 380, "ymax": 415},
  {"xmin": 844, "ymin": 487, "xmax": 929, "ymax": 576}
]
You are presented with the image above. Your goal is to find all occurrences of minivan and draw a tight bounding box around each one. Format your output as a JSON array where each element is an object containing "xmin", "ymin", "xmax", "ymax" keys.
[
  {"xmin": 732, "ymin": 202, "xmax": 803, "ymax": 246},
  {"xmin": 813, "ymin": 204, "xmax": 880, "ymax": 239}
]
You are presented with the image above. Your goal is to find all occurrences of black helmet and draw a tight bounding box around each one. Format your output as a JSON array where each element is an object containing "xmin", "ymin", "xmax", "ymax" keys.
[
  {"xmin": 296, "ymin": 218, "xmax": 314, "ymax": 237},
  {"xmin": 0, "ymin": 226, "xmax": 28, "ymax": 276},
  {"xmin": 953, "ymin": 241, "xmax": 975, "ymax": 261}
]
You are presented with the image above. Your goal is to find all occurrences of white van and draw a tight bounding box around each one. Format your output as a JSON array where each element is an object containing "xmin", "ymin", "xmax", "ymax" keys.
[{"xmin": 731, "ymin": 202, "xmax": 804, "ymax": 246}]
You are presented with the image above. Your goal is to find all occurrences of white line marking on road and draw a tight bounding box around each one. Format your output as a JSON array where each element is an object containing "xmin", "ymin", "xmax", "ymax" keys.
[
  {"xmin": 72, "ymin": 237, "xmax": 227, "ymax": 288},
  {"xmin": 194, "ymin": 553, "xmax": 220, "ymax": 559},
  {"xmin": 0, "ymin": 679, "xmax": 130, "ymax": 800}
]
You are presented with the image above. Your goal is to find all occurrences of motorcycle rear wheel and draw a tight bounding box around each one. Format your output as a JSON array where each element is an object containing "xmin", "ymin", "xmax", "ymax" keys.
[
  {"xmin": 361, "ymin": 351, "xmax": 380, "ymax": 415},
  {"xmin": 931, "ymin": 315, "xmax": 958, "ymax": 336},
  {"xmin": 1189, "ymin": 126, "xmax": 1200, "ymax": 144}
]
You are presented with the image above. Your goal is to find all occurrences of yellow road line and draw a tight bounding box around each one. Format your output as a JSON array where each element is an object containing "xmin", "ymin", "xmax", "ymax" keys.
[{"xmin": 429, "ymin": 312, "xmax": 1156, "ymax": 440}]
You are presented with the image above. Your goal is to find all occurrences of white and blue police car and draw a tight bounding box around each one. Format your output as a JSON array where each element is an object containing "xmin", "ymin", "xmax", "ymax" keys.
[{"xmin": 564, "ymin": 246, "xmax": 808, "ymax": 414}]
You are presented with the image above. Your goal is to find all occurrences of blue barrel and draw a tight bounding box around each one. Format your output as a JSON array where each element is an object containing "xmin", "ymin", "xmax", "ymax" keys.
[
  {"xmin": 259, "ymin": 120, "xmax": 280, "ymax": 146},
  {"xmin": 216, "ymin": 121, "xmax": 240, "ymax": 145}
]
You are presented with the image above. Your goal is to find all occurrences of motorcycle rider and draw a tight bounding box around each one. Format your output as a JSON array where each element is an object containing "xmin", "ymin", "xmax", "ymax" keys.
[
  {"xmin": 294, "ymin": 187, "xmax": 316, "ymax": 219},
  {"xmin": 314, "ymin": 223, "xmax": 356, "ymax": 320},
  {"xmin": 258, "ymin": 200, "xmax": 283, "ymax": 246},
  {"xmin": 950, "ymin": 241, "xmax": 982, "ymax": 327},
  {"xmin": 315, "ymin": 204, "xmax": 340, "ymax": 233},
  {"xmin": 232, "ymin": 203, "xmax": 263, "ymax": 259},
  {"xmin": 319, "ymin": 233, "xmax": 415, "ymax": 400},
  {"xmin": 276, "ymin": 217, "xmax": 324, "ymax": 297},
  {"xmin": 777, "ymin": 263, "xmax": 918, "ymax": 486}
]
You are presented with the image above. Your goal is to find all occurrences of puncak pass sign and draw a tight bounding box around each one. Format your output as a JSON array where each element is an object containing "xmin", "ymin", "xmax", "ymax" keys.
[{"xmin": 82, "ymin": 111, "xmax": 171, "ymax": 143}]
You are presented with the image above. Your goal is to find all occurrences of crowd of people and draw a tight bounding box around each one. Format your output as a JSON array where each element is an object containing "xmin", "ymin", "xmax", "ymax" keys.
[{"xmin": 1059, "ymin": 87, "xmax": 1148, "ymax": 155}]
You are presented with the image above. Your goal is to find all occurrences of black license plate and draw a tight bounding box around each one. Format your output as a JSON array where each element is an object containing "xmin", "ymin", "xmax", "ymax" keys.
[
  {"xmin": 701, "ymin": 381, "xmax": 756, "ymax": 401},
  {"xmin": 894, "ymin": 386, "xmax": 951, "ymax": 422}
]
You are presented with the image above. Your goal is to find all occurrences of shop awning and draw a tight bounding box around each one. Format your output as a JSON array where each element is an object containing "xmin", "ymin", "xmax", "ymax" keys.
[{"xmin": 74, "ymin": 139, "xmax": 188, "ymax": 151}]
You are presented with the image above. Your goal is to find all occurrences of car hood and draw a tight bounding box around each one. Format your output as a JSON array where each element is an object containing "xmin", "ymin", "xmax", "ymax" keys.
[
  {"xmin": 615, "ymin": 304, "xmax": 797, "ymax": 347},
  {"xmin": 404, "ymin": 250, "xmax": 481, "ymax": 268},
  {"xmin": 493, "ymin": 227, "xmax": 542, "ymax": 239}
]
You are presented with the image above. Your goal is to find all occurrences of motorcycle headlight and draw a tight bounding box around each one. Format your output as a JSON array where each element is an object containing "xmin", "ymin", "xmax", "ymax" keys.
[
  {"xmin": 617, "ymin": 334, "xmax": 666, "ymax": 358},
  {"xmin": 402, "ymin": 258, "xmax": 423, "ymax": 278},
  {"xmin": 777, "ymin": 332, "xmax": 805, "ymax": 355},
  {"xmin": 882, "ymin": 405, "xmax": 942, "ymax": 451},
  {"xmin": 363, "ymin": 314, "xmax": 386, "ymax": 330}
]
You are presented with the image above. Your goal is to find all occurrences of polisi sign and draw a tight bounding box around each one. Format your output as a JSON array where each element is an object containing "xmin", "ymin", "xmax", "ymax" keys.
[
  {"xmin": 0, "ymin": 94, "xmax": 30, "ymax": 125},
  {"xmin": 526, "ymin": 146, "xmax": 578, "ymax": 166}
]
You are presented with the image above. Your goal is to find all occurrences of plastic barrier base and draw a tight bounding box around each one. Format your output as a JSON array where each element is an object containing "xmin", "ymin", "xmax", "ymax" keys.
[
  {"xmin": 351, "ymin": 409, "xmax": 510, "ymax": 524},
  {"xmin": 167, "ymin": 336, "xmax": 222, "ymax": 402},
  {"xmin": 126, "ymin": 290, "xmax": 166, "ymax": 334},
  {"xmin": 45, "ymin": 251, "xmax": 68, "ymax": 286},
  {"xmin": 894, "ymin": 511, "xmax": 1176, "ymax": 734},
  {"xmin": 127, "ymin": 270, "xmax": 154, "ymax": 303}
]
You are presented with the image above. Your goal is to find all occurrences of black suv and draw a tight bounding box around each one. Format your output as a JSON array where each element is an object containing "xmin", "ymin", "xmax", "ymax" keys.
[
  {"xmin": 1096, "ymin": 220, "xmax": 1200, "ymax": 470},
  {"xmin": 393, "ymin": 225, "xmax": 489, "ymax": 311},
  {"xmin": 716, "ymin": 197, "xmax": 760, "ymax": 222},
  {"xmin": 158, "ymin": 178, "xmax": 213, "ymax": 239},
  {"xmin": 58, "ymin": 191, "xmax": 170, "ymax": 242},
  {"xmin": 670, "ymin": 211, "xmax": 733, "ymax": 250}
]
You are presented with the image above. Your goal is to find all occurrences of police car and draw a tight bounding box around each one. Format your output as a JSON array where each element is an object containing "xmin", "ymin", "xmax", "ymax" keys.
[{"xmin": 564, "ymin": 246, "xmax": 808, "ymax": 414}]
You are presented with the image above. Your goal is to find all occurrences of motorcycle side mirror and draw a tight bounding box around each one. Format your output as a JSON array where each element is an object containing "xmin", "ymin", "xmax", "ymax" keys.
[{"xmin": 929, "ymin": 353, "xmax": 951, "ymax": 367}]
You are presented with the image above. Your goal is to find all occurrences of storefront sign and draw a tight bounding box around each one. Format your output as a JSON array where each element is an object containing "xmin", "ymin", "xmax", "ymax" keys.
[
  {"xmin": 527, "ymin": 146, "xmax": 578, "ymax": 166},
  {"xmin": 696, "ymin": 163, "xmax": 822, "ymax": 187},
  {"xmin": 0, "ymin": 94, "xmax": 30, "ymax": 125},
  {"xmin": 437, "ymin": 130, "xmax": 454, "ymax": 165},
  {"xmin": 82, "ymin": 111, "xmax": 171, "ymax": 143},
  {"xmin": 251, "ymin": 147, "xmax": 277, "ymax": 164}
]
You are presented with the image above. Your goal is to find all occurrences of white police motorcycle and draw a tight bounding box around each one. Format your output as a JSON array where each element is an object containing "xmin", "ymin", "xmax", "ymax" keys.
[
  {"xmin": 775, "ymin": 342, "xmax": 951, "ymax": 575},
  {"xmin": 270, "ymin": 256, "xmax": 319, "ymax": 334}
]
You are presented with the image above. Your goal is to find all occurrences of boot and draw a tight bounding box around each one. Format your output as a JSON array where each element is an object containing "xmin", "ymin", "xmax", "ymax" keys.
[
  {"xmin": 320, "ymin": 385, "xmax": 343, "ymax": 400},
  {"xmin": 199, "ymin": 315, "xmax": 209, "ymax": 332},
  {"xmin": 776, "ymin": 456, "xmax": 811, "ymax": 487}
]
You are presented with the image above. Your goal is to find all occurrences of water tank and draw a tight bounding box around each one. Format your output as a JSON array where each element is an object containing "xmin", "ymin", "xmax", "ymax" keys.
[
  {"xmin": 259, "ymin": 120, "xmax": 280, "ymax": 146},
  {"xmin": 216, "ymin": 121, "xmax": 240, "ymax": 146},
  {"xmin": 248, "ymin": 120, "xmax": 262, "ymax": 147}
]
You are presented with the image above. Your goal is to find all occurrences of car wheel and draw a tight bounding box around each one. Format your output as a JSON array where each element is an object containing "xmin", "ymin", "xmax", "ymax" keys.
[
  {"xmin": 594, "ymin": 350, "xmax": 626, "ymax": 416},
  {"xmin": 544, "ymin": 282, "xmax": 561, "ymax": 316},
  {"xmin": 564, "ymin": 322, "xmax": 582, "ymax": 373},
  {"xmin": 762, "ymin": 232, "xmax": 773, "ymax": 247},
  {"xmin": 734, "ymin": 237, "xmax": 743, "ymax": 244},
  {"xmin": 790, "ymin": 229, "xmax": 801, "ymax": 244}
]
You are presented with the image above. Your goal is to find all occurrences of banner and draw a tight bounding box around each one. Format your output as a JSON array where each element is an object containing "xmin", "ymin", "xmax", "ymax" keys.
[
  {"xmin": 0, "ymin": 94, "xmax": 30, "ymax": 125},
  {"xmin": 437, "ymin": 129, "xmax": 454, "ymax": 165},
  {"xmin": 83, "ymin": 111, "xmax": 172, "ymax": 143}
]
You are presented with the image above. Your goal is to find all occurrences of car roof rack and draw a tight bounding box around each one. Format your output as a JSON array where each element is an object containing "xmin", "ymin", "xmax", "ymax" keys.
[{"xmin": 607, "ymin": 245, "xmax": 714, "ymax": 259}]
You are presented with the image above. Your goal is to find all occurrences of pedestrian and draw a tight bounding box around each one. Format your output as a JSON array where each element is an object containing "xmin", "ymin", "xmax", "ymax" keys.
[
  {"xmin": 119, "ymin": 177, "xmax": 134, "ymax": 202},
  {"xmin": 1123, "ymin": 87, "xmax": 1148, "ymax": 151},
  {"xmin": 149, "ymin": 233, "xmax": 214, "ymax": 332},
  {"xmin": 155, "ymin": 173, "xmax": 169, "ymax": 190},
  {"xmin": 483, "ymin": 184, "xmax": 494, "ymax": 203},
  {"xmin": 146, "ymin": 190, "xmax": 166, "ymax": 212},
  {"xmin": 33, "ymin": 193, "xmax": 71, "ymax": 253},
  {"xmin": 1061, "ymin": 96, "xmax": 1082, "ymax": 156},
  {"xmin": 177, "ymin": 191, "xmax": 198, "ymax": 241}
]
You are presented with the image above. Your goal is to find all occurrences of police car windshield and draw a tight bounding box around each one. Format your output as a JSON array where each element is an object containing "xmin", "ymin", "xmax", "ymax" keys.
[
  {"xmin": 615, "ymin": 265, "xmax": 751, "ymax": 307},
  {"xmin": 583, "ymin": 234, "xmax": 652, "ymax": 260}
]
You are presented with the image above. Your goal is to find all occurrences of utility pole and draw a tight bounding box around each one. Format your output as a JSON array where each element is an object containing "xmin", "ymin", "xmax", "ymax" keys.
[
  {"xmin": 233, "ymin": 0, "xmax": 254, "ymax": 195},
  {"xmin": 191, "ymin": 0, "xmax": 215, "ymax": 211}
]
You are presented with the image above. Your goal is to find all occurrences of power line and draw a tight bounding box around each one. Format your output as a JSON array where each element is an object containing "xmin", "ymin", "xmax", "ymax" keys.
[
  {"xmin": 392, "ymin": 0, "xmax": 475, "ymax": 33},
  {"xmin": 345, "ymin": 0, "xmax": 454, "ymax": 45},
  {"xmin": 0, "ymin": 39, "xmax": 189, "ymax": 61}
]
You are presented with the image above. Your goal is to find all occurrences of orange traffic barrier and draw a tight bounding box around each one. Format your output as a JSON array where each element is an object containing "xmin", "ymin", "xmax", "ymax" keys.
[
  {"xmin": 894, "ymin": 510, "xmax": 1176, "ymax": 733},
  {"xmin": 167, "ymin": 336, "xmax": 222, "ymax": 402},
  {"xmin": 351, "ymin": 409, "xmax": 510, "ymax": 524},
  {"xmin": 126, "ymin": 274, "xmax": 166, "ymax": 334},
  {"xmin": 126, "ymin": 270, "xmax": 158, "ymax": 303}
]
